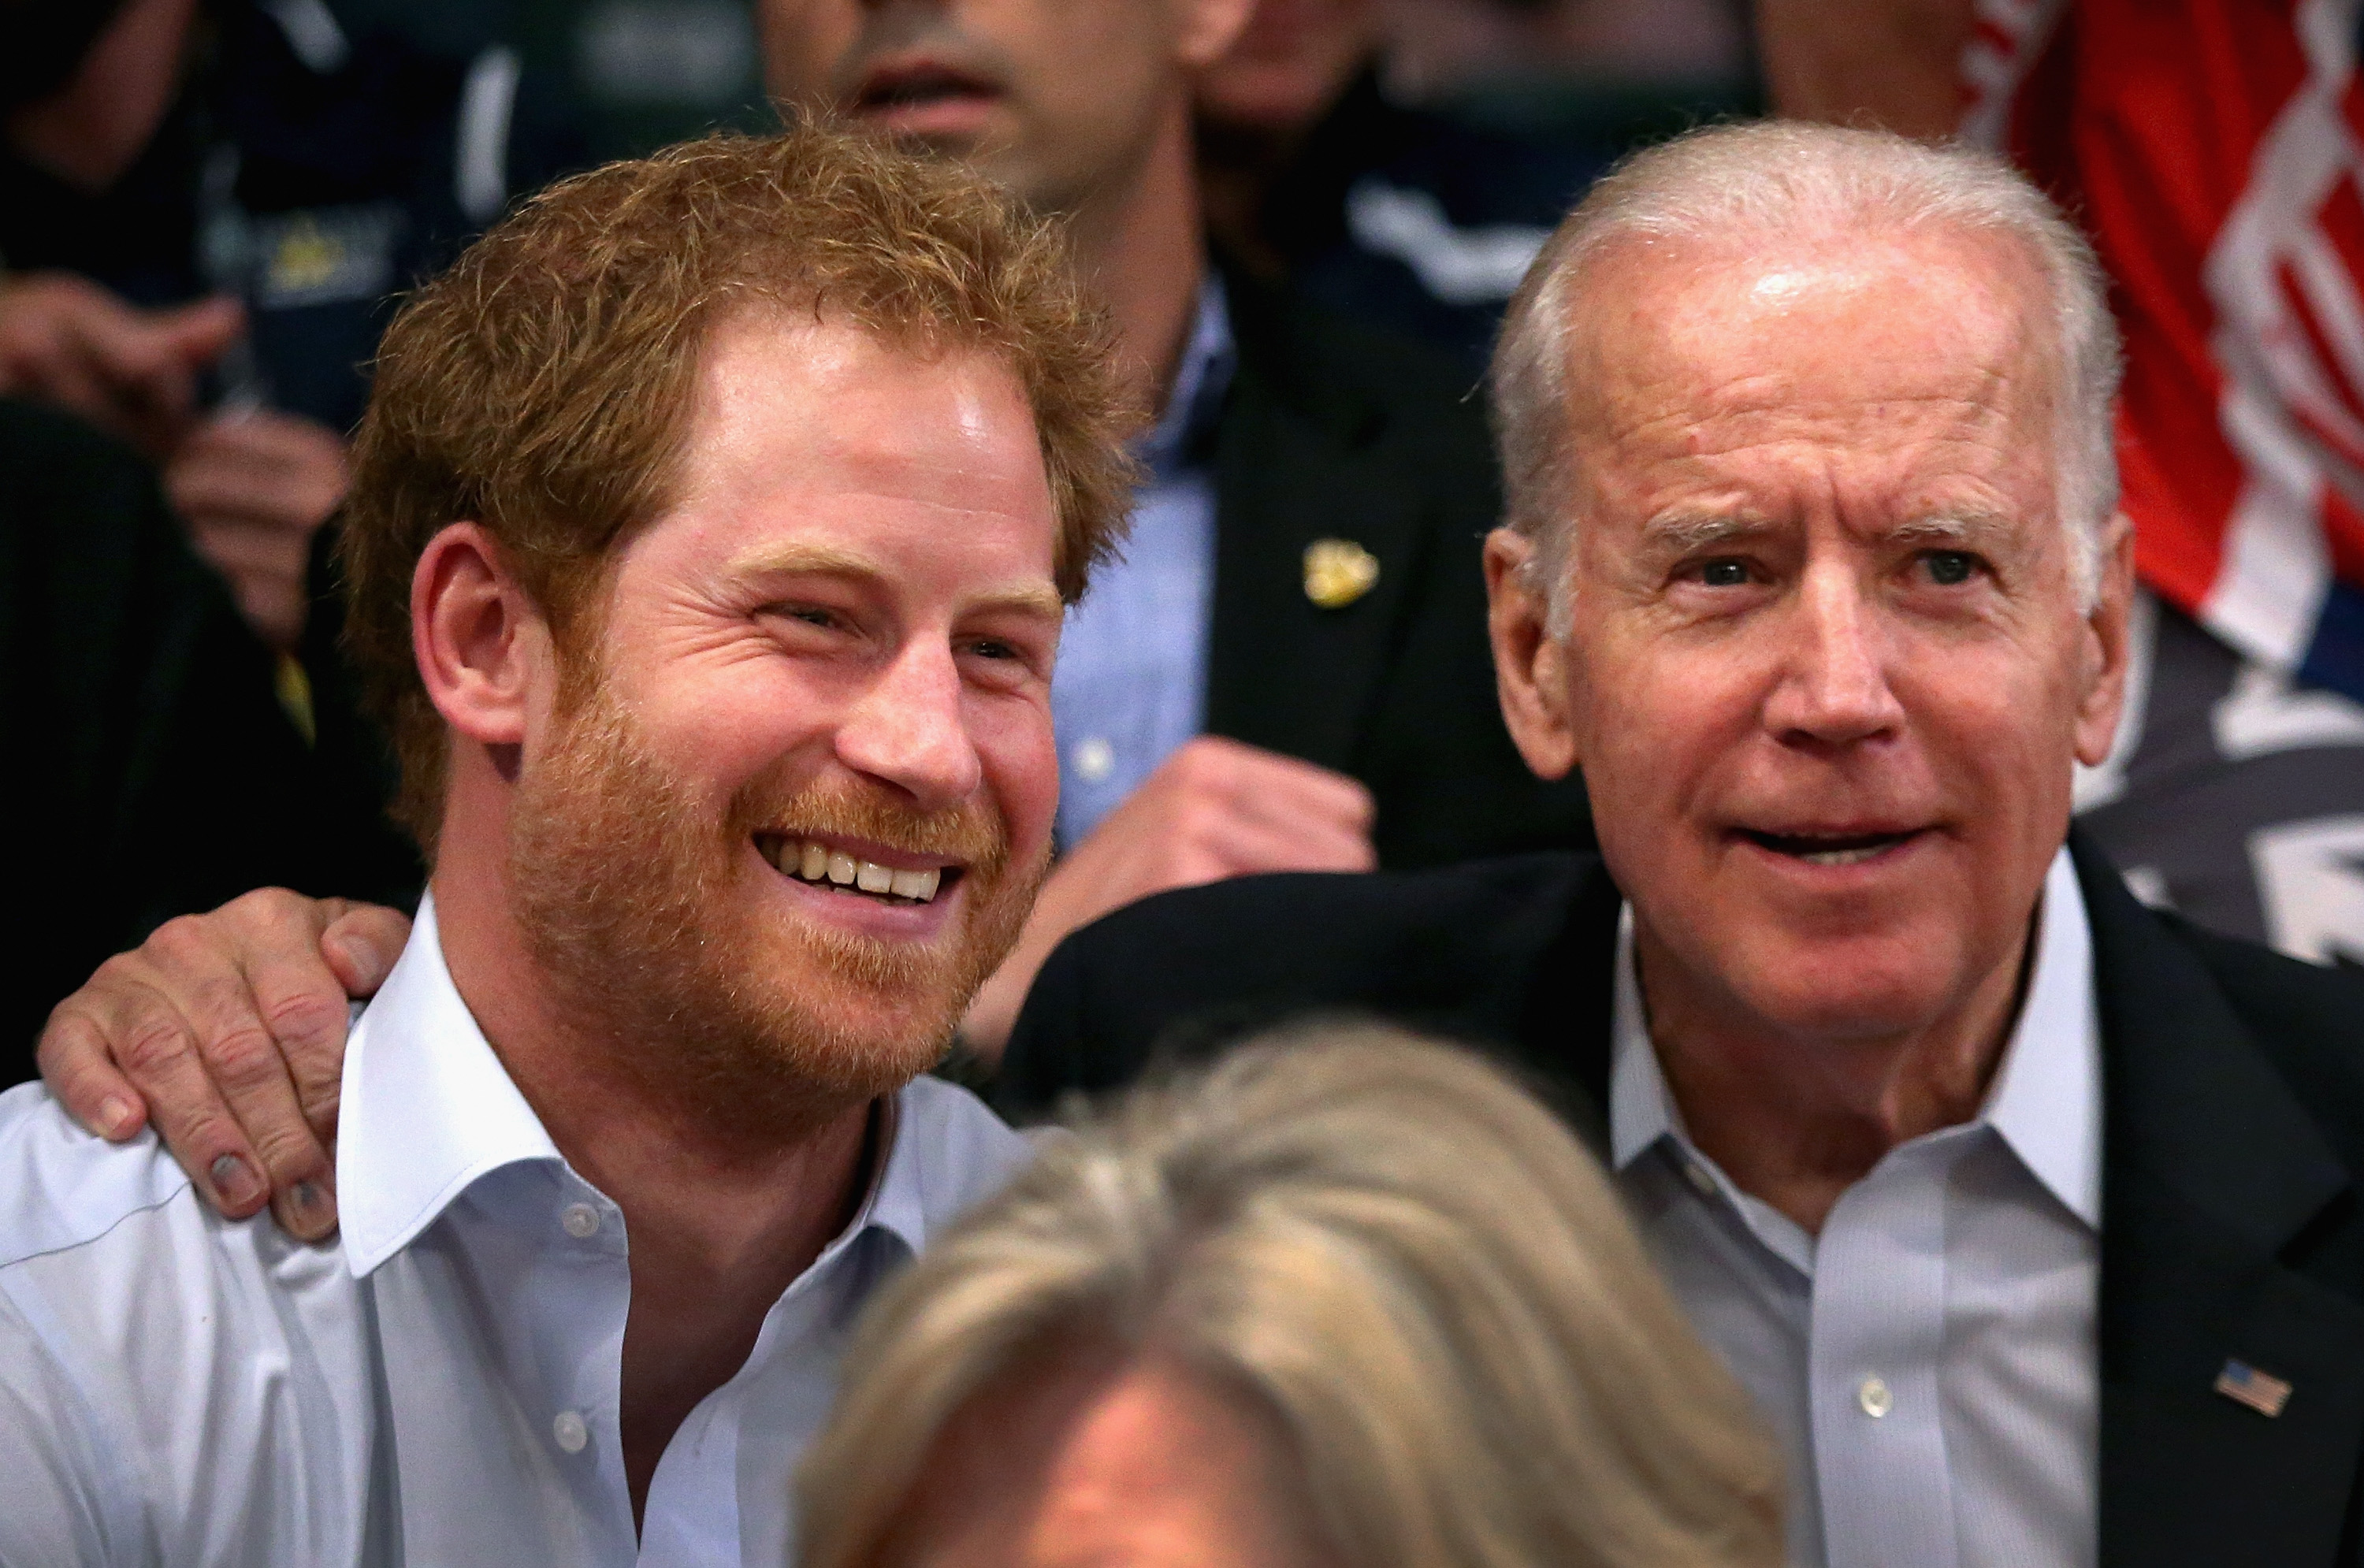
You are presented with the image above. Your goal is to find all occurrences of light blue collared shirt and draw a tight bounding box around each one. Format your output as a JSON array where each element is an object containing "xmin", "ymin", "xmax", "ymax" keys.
[
  {"xmin": 0, "ymin": 895, "xmax": 1032, "ymax": 1566},
  {"xmin": 1612, "ymin": 847, "xmax": 2102, "ymax": 1568},
  {"xmin": 1050, "ymin": 277, "xmax": 1237, "ymax": 847}
]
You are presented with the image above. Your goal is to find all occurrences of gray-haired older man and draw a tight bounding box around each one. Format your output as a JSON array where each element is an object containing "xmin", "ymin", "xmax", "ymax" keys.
[{"xmin": 1002, "ymin": 124, "xmax": 2364, "ymax": 1568}]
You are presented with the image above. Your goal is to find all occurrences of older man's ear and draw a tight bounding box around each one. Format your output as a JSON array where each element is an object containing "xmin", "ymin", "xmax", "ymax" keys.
[
  {"xmin": 2074, "ymin": 512, "xmax": 2139, "ymax": 770},
  {"xmin": 1483, "ymin": 527, "xmax": 1582, "ymax": 782}
]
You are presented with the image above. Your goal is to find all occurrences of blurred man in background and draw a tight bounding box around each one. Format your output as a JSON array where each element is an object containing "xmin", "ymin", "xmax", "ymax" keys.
[
  {"xmin": 1757, "ymin": 0, "xmax": 2364, "ymax": 966},
  {"xmin": 1195, "ymin": 0, "xmax": 1749, "ymax": 370}
]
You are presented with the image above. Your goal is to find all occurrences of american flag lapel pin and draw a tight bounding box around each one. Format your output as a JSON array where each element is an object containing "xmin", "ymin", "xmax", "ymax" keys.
[{"xmin": 2213, "ymin": 1358, "xmax": 2294, "ymax": 1418}]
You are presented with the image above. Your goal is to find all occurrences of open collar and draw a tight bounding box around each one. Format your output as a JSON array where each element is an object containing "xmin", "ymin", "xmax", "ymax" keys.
[
  {"xmin": 337, "ymin": 894, "xmax": 561, "ymax": 1277},
  {"xmin": 337, "ymin": 895, "xmax": 959, "ymax": 1278},
  {"xmin": 1608, "ymin": 845, "xmax": 2102, "ymax": 1229}
]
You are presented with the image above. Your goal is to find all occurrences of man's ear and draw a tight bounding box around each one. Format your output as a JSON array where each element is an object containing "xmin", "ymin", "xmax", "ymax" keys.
[
  {"xmin": 2072, "ymin": 512, "xmax": 2137, "ymax": 768},
  {"xmin": 411, "ymin": 522, "xmax": 554, "ymax": 749},
  {"xmin": 1175, "ymin": 0, "xmax": 1258, "ymax": 69},
  {"xmin": 1484, "ymin": 527, "xmax": 1580, "ymax": 781}
]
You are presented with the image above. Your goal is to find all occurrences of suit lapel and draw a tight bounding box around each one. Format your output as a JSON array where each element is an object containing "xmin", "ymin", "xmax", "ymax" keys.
[
  {"xmin": 2077, "ymin": 836, "xmax": 2364, "ymax": 1566},
  {"xmin": 1507, "ymin": 854, "xmax": 1624, "ymax": 1155},
  {"xmin": 1200, "ymin": 307, "xmax": 1431, "ymax": 775}
]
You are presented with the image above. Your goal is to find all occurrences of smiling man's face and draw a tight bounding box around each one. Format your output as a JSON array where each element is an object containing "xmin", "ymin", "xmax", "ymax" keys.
[
  {"xmin": 1502, "ymin": 227, "xmax": 2130, "ymax": 1050},
  {"xmin": 760, "ymin": 0, "xmax": 1196, "ymax": 217},
  {"xmin": 509, "ymin": 309, "xmax": 1063, "ymax": 1107}
]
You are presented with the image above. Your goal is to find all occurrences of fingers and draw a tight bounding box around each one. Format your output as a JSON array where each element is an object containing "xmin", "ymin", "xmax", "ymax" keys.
[
  {"xmin": 0, "ymin": 278, "xmax": 243, "ymax": 456},
  {"xmin": 166, "ymin": 411, "xmax": 352, "ymax": 529},
  {"xmin": 35, "ymin": 889, "xmax": 366, "ymax": 1242},
  {"xmin": 961, "ymin": 745, "xmax": 1377, "ymax": 1057},
  {"xmin": 51, "ymin": 942, "xmax": 276, "ymax": 1221},
  {"xmin": 1148, "ymin": 738, "xmax": 1377, "ymax": 865},
  {"xmin": 136, "ymin": 911, "xmax": 336, "ymax": 1237},
  {"xmin": 169, "ymin": 413, "xmax": 351, "ymax": 651},
  {"xmin": 320, "ymin": 905, "xmax": 412, "ymax": 998},
  {"xmin": 152, "ymin": 295, "xmax": 246, "ymax": 370},
  {"xmin": 38, "ymin": 995, "xmax": 153, "ymax": 1143}
]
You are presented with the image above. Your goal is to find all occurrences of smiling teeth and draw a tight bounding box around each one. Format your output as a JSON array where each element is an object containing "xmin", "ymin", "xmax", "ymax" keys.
[
  {"xmin": 771, "ymin": 838, "xmax": 942, "ymax": 903},
  {"xmin": 1798, "ymin": 845, "xmax": 1886, "ymax": 867}
]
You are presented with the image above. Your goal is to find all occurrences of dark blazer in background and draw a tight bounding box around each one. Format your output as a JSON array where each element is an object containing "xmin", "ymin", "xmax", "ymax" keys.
[
  {"xmin": 1000, "ymin": 831, "xmax": 2364, "ymax": 1567},
  {"xmin": 0, "ymin": 402, "xmax": 415, "ymax": 1084},
  {"xmin": 1205, "ymin": 277, "xmax": 1591, "ymax": 868}
]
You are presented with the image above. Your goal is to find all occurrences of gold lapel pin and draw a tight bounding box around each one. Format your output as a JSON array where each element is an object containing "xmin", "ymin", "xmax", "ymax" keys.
[
  {"xmin": 2213, "ymin": 1358, "xmax": 2293, "ymax": 1418},
  {"xmin": 1303, "ymin": 538, "xmax": 1380, "ymax": 609}
]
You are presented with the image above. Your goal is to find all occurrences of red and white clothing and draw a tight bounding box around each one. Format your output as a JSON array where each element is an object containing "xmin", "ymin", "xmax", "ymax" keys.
[{"xmin": 1964, "ymin": 0, "xmax": 2364, "ymax": 696}]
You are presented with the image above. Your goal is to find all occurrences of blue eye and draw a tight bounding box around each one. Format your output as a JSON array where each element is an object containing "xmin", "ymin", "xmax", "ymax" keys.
[{"xmin": 1923, "ymin": 551, "xmax": 1976, "ymax": 586}]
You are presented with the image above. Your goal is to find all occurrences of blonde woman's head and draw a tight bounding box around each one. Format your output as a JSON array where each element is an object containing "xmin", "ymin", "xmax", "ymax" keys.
[{"xmin": 798, "ymin": 1023, "xmax": 1782, "ymax": 1568}]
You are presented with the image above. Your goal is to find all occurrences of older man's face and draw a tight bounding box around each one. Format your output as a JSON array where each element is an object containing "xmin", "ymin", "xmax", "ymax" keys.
[
  {"xmin": 760, "ymin": 0, "xmax": 1207, "ymax": 217},
  {"xmin": 1501, "ymin": 229, "xmax": 2129, "ymax": 1047},
  {"xmin": 507, "ymin": 312, "xmax": 1064, "ymax": 1109}
]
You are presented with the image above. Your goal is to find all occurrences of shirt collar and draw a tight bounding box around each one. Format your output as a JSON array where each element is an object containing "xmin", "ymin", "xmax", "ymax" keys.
[
  {"xmin": 338, "ymin": 893, "xmax": 561, "ymax": 1276},
  {"xmin": 340, "ymin": 895, "xmax": 1002, "ymax": 1277},
  {"xmin": 1136, "ymin": 273, "xmax": 1236, "ymax": 480},
  {"xmin": 1608, "ymin": 845, "xmax": 2103, "ymax": 1230}
]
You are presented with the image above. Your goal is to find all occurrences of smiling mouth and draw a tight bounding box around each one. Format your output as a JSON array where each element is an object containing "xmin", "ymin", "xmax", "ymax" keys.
[
  {"xmin": 760, "ymin": 835, "xmax": 957, "ymax": 905},
  {"xmin": 1741, "ymin": 829, "xmax": 1924, "ymax": 867}
]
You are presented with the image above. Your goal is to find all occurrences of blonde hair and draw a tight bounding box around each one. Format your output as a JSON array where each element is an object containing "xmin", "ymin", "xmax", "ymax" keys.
[
  {"xmin": 342, "ymin": 121, "xmax": 1140, "ymax": 853},
  {"xmin": 798, "ymin": 1024, "xmax": 1783, "ymax": 1568},
  {"xmin": 1491, "ymin": 121, "xmax": 2122, "ymax": 633}
]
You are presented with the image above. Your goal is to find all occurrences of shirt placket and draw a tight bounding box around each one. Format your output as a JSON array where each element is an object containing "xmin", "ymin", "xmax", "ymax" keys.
[
  {"xmin": 547, "ymin": 1173, "xmax": 635, "ymax": 1554},
  {"xmin": 1811, "ymin": 1138, "xmax": 1962, "ymax": 1568}
]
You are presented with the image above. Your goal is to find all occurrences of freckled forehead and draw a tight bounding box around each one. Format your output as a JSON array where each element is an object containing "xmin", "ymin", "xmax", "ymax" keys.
[{"xmin": 1571, "ymin": 230, "xmax": 2057, "ymax": 455}]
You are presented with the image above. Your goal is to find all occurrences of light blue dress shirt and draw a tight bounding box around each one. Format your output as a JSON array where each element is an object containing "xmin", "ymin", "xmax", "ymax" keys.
[
  {"xmin": 1050, "ymin": 278, "xmax": 1237, "ymax": 846},
  {"xmin": 1612, "ymin": 848, "xmax": 2102, "ymax": 1568},
  {"xmin": 0, "ymin": 894, "xmax": 1032, "ymax": 1566}
]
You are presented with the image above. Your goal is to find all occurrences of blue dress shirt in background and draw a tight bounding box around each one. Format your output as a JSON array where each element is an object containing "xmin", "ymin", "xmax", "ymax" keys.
[{"xmin": 1050, "ymin": 278, "xmax": 1237, "ymax": 848}]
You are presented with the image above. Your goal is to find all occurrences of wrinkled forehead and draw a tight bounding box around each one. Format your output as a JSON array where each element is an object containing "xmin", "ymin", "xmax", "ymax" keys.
[{"xmin": 1562, "ymin": 227, "xmax": 2064, "ymax": 466}]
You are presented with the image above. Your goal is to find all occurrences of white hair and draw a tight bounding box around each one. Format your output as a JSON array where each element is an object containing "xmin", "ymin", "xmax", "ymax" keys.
[
  {"xmin": 797, "ymin": 1024, "xmax": 1784, "ymax": 1568},
  {"xmin": 1490, "ymin": 121, "xmax": 2123, "ymax": 631}
]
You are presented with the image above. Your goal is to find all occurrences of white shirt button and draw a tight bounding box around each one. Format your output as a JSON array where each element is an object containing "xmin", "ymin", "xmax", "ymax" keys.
[
  {"xmin": 552, "ymin": 1410, "xmax": 589, "ymax": 1453},
  {"xmin": 560, "ymin": 1202, "xmax": 600, "ymax": 1239},
  {"xmin": 1072, "ymin": 737, "xmax": 1116, "ymax": 782},
  {"xmin": 1857, "ymin": 1376, "xmax": 1894, "ymax": 1418},
  {"xmin": 1682, "ymin": 1160, "xmax": 1718, "ymax": 1199}
]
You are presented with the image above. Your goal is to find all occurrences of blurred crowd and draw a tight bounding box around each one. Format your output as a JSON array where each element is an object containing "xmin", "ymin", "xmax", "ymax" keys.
[{"xmin": 2, "ymin": 2, "xmax": 2363, "ymax": 1566}]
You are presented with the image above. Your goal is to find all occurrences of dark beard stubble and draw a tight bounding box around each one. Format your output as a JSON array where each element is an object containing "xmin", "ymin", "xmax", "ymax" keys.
[{"xmin": 507, "ymin": 683, "xmax": 1045, "ymax": 1138}]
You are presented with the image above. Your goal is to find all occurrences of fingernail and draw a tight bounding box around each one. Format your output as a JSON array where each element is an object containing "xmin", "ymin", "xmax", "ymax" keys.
[
  {"xmin": 290, "ymin": 1180, "xmax": 337, "ymax": 1234},
  {"xmin": 209, "ymin": 1154, "xmax": 264, "ymax": 1209},
  {"xmin": 327, "ymin": 934, "xmax": 383, "ymax": 987},
  {"xmin": 95, "ymin": 1096, "xmax": 137, "ymax": 1139}
]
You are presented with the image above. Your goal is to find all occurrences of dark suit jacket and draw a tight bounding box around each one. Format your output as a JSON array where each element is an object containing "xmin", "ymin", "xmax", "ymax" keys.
[
  {"xmin": 1001, "ymin": 832, "xmax": 2364, "ymax": 1565},
  {"xmin": 1205, "ymin": 279, "xmax": 1591, "ymax": 866},
  {"xmin": 0, "ymin": 401, "xmax": 415, "ymax": 1084}
]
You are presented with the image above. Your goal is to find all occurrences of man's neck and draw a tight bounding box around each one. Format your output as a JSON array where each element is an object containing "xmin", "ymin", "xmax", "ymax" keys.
[
  {"xmin": 1060, "ymin": 91, "xmax": 1209, "ymax": 418},
  {"xmin": 429, "ymin": 852, "xmax": 875, "ymax": 1522},
  {"xmin": 1637, "ymin": 920, "xmax": 2035, "ymax": 1235}
]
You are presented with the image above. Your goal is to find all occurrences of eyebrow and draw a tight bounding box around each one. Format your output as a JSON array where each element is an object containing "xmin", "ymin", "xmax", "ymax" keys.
[
  {"xmin": 1883, "ymin": 510, "xmax": 2017, "ymax": 550},
  {"xmin": 1636, "ymin": 511, "xmax": 1775, "ymax": 555},
  {"xmin": 726, "ymin": 539, "xmax": 1064, "ymax": 619},
  {"xmin": 1634, "ymin": 507, "xmax": 2020, "ymax": 555}
]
